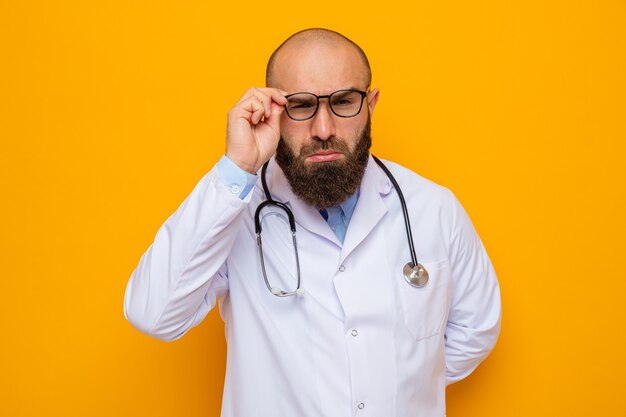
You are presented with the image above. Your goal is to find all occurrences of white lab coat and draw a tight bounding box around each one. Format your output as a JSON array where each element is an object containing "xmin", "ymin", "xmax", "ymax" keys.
[{"xmin": 124, "ymin": 155, "xmax": 501, "ymax": 417}]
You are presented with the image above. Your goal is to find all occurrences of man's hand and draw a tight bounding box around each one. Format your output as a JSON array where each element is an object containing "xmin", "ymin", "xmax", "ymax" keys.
[{"xmin": 226, "ymin": 87, "xmax": 288, "ymax": 174}]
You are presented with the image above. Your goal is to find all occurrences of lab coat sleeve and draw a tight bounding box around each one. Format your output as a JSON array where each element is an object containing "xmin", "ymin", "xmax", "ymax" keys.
[
  {"xmin": 123, "ymin": 166, "xmax": 252, "ymax": 341},
  {"xmin": 444, "ymin": 191, "xmax": 501, "ymax": 385}
]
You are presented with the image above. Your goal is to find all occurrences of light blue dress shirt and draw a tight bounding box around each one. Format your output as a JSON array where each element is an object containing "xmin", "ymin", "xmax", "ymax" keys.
[
  {"xmin": 216, "ymin": 155, "xmax": 258, "ymax": 199},
  {"xmin": 216, "ymin": 155, "xmax": 359, "ymax": 243},
  {"xmin": 318, "ymin": 191, "xmax": 359, "ymax": 243}
]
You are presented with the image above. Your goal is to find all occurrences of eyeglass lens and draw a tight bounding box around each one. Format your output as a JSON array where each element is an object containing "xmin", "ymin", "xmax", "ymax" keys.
[{"xmin": 285, "ymin": 90, "xmax": 365, "ymax": 120}]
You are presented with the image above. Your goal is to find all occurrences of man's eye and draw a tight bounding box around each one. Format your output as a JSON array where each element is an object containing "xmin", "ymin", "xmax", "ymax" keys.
[
  {"xmin": 289, "ymin": 102, "xmax": 315, "ymax": 109},
  {"xmin": 333, "ymin": 98, "xmax": 353, "ymax": 106}
]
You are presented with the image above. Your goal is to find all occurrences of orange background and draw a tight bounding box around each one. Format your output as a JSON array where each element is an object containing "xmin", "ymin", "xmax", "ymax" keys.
[{"xmin": 1, "ymin": 0, "xmax": 625, "ymax": 415}]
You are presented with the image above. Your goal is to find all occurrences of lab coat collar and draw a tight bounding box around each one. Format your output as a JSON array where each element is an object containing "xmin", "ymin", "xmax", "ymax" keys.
[
  {"xmin": 340, "ymin": 155, "xmax": 392, "ymax": 262},
  {"xmin": 265, "ymin": 155, "xmax": 393, "ymax": 250}
]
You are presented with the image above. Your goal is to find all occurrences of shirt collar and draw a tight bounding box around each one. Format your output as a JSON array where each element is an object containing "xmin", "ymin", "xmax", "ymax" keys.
[
  {"xmin": 322, "ymin": 188, "xmax": 360, "ymax": 221},
  {"xmin": 338, "ymin": 188, "xmax": 360, "ymax": 220}
]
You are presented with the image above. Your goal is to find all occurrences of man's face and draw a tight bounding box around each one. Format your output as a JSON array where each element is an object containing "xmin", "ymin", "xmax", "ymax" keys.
[{"xmin": 271, "ymin": 41, "xmax": 379, "ymax": 207}]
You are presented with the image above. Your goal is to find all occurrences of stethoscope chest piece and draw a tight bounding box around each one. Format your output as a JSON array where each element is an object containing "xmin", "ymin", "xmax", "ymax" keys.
[{"xmin": 403, "ymin": 262, "xmax": 429, "ymax": 288}]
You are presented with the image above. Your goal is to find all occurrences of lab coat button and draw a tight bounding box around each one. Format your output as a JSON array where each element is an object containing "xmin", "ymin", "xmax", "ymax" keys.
[
  {"xmin": 351, "ymin": 329, "xmax": 358, "ymax": 337},
  {"xmin": 339, "ymin": 265, "xmax": 346, "ymax": 272},
  {"xmin": 231, "ymin": 185, "xmax": 240, "ymax": 194},
  {"xmin": 357, "ymin": 402, "xmax": 365, "ymax": 410}
]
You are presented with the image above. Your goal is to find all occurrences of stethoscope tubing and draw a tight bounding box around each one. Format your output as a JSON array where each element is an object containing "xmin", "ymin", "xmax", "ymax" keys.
[
  {"xmin": 255, "ymin": 154, "xmax": 427, "ymax": 296},
  {"xmin": 255, "ymin": 162, "xmax": 303, "ymax": 296},
  {"xmin": 370, "ymin": 155, "xmax": 419, "ymax": 269}
]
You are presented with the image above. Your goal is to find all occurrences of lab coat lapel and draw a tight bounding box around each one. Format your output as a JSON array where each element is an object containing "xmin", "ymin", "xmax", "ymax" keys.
[
  {"xmin": 340, "ymin": 156, "xmax": 391, "ymax": 263},
  {"xmin": 267, "ymin": 158, "xmax": 339, "ymax": 244}
]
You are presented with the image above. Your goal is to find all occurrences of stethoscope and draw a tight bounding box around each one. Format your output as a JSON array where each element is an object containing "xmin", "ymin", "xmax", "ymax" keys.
[{"xmin": 254, "ymin": 155, "xmax": 429, "ymax": 297}]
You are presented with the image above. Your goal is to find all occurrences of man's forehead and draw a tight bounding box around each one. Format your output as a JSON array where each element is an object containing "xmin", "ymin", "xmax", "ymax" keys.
[
  {"xmin": 270, "ymin": 40, "xmax": 369, "ymax": 92},
  {"xmin": 266, "ymin": 28, "xmax": 372, "ymax": 90}
]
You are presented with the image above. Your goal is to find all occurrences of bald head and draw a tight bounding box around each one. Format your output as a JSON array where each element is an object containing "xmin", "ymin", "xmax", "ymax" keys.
[{"xmin": 266, "ymin": 28, "xmax": 372, "ymax": 89}]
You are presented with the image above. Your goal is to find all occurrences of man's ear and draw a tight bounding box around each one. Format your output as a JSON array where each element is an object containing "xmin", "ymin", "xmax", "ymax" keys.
[{"xmin": 367, "ymin": 88, "xmax": 380, "ymax": 115}]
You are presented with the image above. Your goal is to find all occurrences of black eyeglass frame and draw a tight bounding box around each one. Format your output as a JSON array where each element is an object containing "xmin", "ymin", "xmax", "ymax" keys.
[{"xmin": 283, "ymin": 89, "xmax": 368, "ymax": 121}]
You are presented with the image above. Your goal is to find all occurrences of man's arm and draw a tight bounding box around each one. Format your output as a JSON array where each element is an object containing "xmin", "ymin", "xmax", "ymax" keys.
[
  {"xmin": 444, "ymin": 191, "xmax": 502, "ymax": 384},
  {"xmin": 123, "ymin": 87, "xmax": 287, "ymax": 341},
  {"xmin": 123, "ymin": 164, "xmax": 251, "ymax": 341}
]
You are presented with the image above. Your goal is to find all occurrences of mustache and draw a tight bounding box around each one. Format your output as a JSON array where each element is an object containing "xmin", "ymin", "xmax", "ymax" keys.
[{"xmin": 298, "ymin": 136, "xmax": 350, "ymax": 157}]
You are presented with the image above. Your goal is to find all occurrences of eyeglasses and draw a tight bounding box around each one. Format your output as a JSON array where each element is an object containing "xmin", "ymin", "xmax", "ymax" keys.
[{"xmin": 284, "ymin": 89, "xmax": 367, "ymax": 121}]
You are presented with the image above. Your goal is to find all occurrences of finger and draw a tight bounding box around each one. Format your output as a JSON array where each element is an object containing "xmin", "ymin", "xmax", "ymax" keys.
[
  {"xmin": 235, "ymin": 88, "xmax": 287, "ymax": 121},
  {"xmin": 249, "ymin": 87, "xmax": 288, "ymax": 106},
  {"xmin": 235, "ymin": 87, "xmax": 263, "ymax": 105},
  {"xmin": 235, "ymin": 96, "xmax": 265, "ymax": 125},
  {"xmin": 236, "ymin": 87, "xmax": 286, "ymax": 105},
  {"xmin": 249, "ymin": 99, "xmax": 265, "ymax": 125},
  {"xmin": 251, "ymin": 88, "xmax": 289, "ymax": 119},
  {"xmin": 261, "ymin": 88, "xmax": 289, "ymax": 106},
  {"xmin": 231, "ymin": 88, "xmax": 288, "ymax": 126},
  {"xmin": 249, "ymin": 90, "xmax": 273, "ymax": 119},
  {"xmin": 264, "ymin": 101, "xmax": 285, "ymax": 132}
]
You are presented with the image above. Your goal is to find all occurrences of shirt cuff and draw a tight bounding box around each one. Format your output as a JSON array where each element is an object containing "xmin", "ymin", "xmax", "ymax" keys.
[{"xmin": 216, "ymin": 155, "xmax": 258, "ymax": 199}]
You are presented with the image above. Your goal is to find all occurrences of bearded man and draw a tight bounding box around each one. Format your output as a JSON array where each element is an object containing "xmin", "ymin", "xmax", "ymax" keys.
[{"xmin": 124, "ymin": 28, "xmax": 501, "ymax": 417}]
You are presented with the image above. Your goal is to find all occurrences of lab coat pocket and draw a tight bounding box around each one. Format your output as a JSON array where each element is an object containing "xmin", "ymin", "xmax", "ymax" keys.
[{"xmin": 399, "ymin": 260, "xmax": 451, "ymax": 341}]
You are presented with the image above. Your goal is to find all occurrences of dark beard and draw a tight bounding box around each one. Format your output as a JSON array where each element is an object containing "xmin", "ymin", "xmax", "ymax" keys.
[{"xmin": 275, "ymin": 119, "xmax": 371, "ymax": 208}]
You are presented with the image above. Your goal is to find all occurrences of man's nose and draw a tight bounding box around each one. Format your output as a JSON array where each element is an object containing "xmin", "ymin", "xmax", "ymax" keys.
[{"xmin": 310, "ymin": 101, "xmax": 336, "ymax": 141}]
